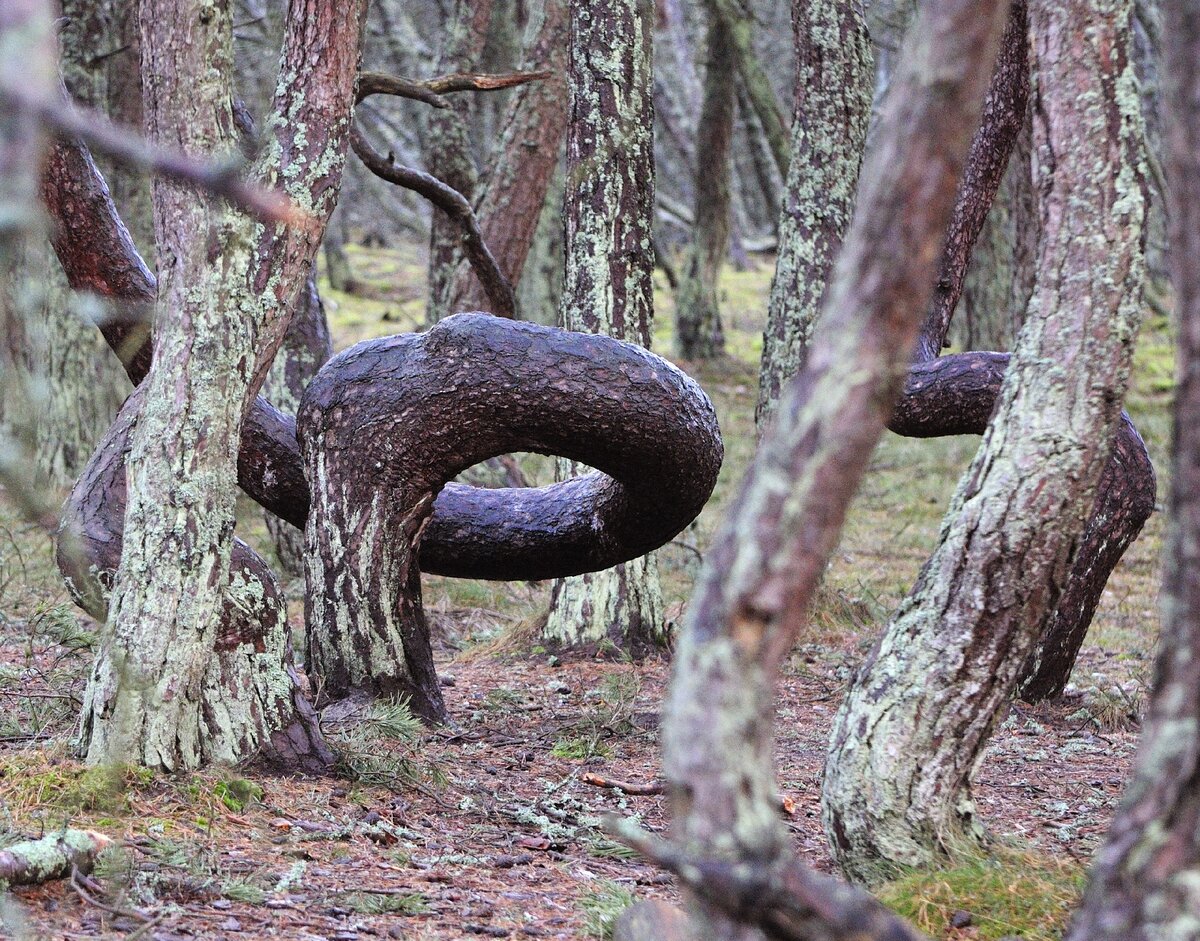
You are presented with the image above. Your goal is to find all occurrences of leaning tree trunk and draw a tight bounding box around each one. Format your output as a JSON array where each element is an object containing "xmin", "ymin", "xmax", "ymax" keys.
[
  {"xmin": 542, "ymin": 0, "xmax": 667, "ymax": 657},
  {"xmin": 262, "ymin": 274, "xmax": 331, "ymax": 577},
  {"xmin": 674, "ymin": 8, "xmax": 734, "ymax": 362},
  {"xmin": 1063, "ymin": 4, "xmax": 1200, "ymax": 937},
  {"xmin": 823, "ymin": 0, "xmax": 1147, "ymax": 882},
  {"xmin": 755, "ymin": 0, "xmax": 873, "ymax": 425},
  {"xmin": 80, "ymin": 0, "xmax": 367, "ymax": 771},
  {"xmin": 447, "ymin": 0, "xmax": 569, "ymax": 318},
  {"xmin": 423, "ymin": 0, "xmax": 492, "ymax": 324},
  {"xmin": 652, "ymin": 0, "xmax": 1011, "ymax": 936}
]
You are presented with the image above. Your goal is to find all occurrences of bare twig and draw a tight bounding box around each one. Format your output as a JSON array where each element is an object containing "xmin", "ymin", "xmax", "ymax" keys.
[
  {"xmin": 350, "ymin": 126, "xmax": 515, "ymax": 318},
  {"xmin": 2, "ymin": 86, "xmax": 306, "ymax": 225},
  {"xmin": 357, "ymin": 69, "xmax": 552, "ymax": 107},
  {"xmin": 581, "ymin": 772, "xmax": 665, "ymax": 795}
]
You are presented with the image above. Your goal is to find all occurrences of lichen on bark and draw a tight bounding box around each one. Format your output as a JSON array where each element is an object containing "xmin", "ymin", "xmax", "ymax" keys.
[{"xmin": 823, "ymin": 0, "xmax": 1148, "ymax": 882}]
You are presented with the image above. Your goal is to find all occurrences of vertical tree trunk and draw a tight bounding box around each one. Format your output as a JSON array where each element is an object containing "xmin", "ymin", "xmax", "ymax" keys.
[
  {"xmin": 674, "ymin": 9, "xmax": 735, "ymax": 361},
  {"xmin": 1064, "ymin": 4, "xmax": 1200, "ymax": 937},
  {"xmin": 447, "ymin": 0, "xmax": 569, "ymax": 317},
  {"xmin": 423, "ymin": 0, "xmax": 492, "ymax": 324},
  {"xmin": 657, "ymin": 0, "xmax": 1010, "ymax": 934},
  {"xmin": 262, "ymin": 274, "xmax": 331, "ymax": 576},
  {"xmin": 542, "ymin": 0, "xmax": 666, "ymax": 657},
  {"xmin": 823, "ymin": 0, "xmax": 1146, "ymax": 882},
  {"xmin": 755, "ymin": 0, "xmax": 873, "ymax": 425},
  {"xmin": 81, "ymin": 0, "xmax": 367, "ymax": 770}
]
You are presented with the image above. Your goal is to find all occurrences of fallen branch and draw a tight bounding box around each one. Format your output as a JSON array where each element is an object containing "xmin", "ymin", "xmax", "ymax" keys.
[
  {"xmin": 582, "ymin": 773, "xmax": 796, "ymax": 814},
  {"xmin": 604, "ymin": 817, "xmax": 927, "ymax": 941},
  {"xmin": 0, "ymin": 830, "xmax": 112, "ymax": 888},
  {"xmin": 350, "ymin": 126, "xmax": 516, "ymax": 318},
  {"xmin": 357, "ymin": 69, "xmax": 552, "ymax": 108}
]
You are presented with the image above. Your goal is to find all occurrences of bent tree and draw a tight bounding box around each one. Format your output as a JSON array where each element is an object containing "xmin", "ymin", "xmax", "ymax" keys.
[{"xmin": 824, "ymin": 0, "xmax": 1148, "ymax": 881}]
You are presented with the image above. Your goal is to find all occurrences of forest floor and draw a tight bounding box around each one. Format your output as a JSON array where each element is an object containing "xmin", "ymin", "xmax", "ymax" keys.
[{"xmin": 0, "ymin": 246, "xmax": 1175, "ymax": 940}]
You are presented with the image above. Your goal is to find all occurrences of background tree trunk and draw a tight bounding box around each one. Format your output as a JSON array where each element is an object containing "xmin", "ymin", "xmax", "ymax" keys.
[
  {"xmin": 755, "ymin": 0, "xmax": 873, "ymax": 425},
  {"xmin": 674, "ymin": 8, "xmax": 734, "ymax": 361},
  {"xmin": 823, "ymin": 0, "xmax": 1147, "ymax": 882},
  {"xmin": 1063, "ymin": 4, "xmax": 1200, "ymax": 936},
  {"xmin": 542, "ymin": 0, "xmax": 667, "ymax": 657}
]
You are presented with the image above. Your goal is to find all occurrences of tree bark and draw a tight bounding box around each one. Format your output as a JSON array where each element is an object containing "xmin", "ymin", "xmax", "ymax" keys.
[
  {"xmin": 423, "ymin": 0, "xmax": 492, "ymax": 324},
  {"xmin": 80, "ymin": 0, "xmax": 367, "ymax": 771},
  {"xmin": 262, "ymin": 274, "xmax": 331, "ymax": 577},
  {"xmin": 447, "ymin": 0, "xmax": 569, "ymax": 318},
  {"xmin": 755, "ymin": 0, "xmax": 873, "ymax": 425},
  {"xmin": 824, "ymin": 0, "xmax": 1147, "ymax": 881},
  {"xmin": 542, "ymin": 0, "xmax": 667, "ymax": 658},
  {"xmin": 656, "ymin": 0, "xmax": 1010, "ymax": 935},
  {"xmin": 1063, "ymin": 4, "xmax": 1200, "ymax": 937},
  {"xmin": 300, "ymin": 315, "xmax": 721, "ymax": 716},
  {"xmin": 674, "ymin": 9, "xmax": 734, "ymax": 362}
]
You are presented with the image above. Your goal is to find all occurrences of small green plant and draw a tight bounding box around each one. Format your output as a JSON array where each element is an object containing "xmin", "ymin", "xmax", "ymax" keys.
[
  {"xmin": 324, "ymin": 698, "xmax": 444, "ymax": 791},
  {"xmin": 336, "ymin": 890, "xmax": 429, "ymax": 915},
  {"xmin": 212, "ymin": 778, "xmax": 264, "ymax": 813},
  {"xmin": 876, "ymin": 847, "xmax": 1086, "ymax": 941},
  {"xmin": 221, "ymin": 879, "xmax": 266, "ymax": 904},
  {"xmin": 551, "ymin": 737, "xmax": 612, "ymax": 761},
  {"xmin": 580, "ymin": 880, "xmax": 636, "ymax": 939}
]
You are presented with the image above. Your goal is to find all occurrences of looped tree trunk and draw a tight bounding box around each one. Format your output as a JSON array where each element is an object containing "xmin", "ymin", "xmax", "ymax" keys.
[
  {"xmin": 299, "ymin": 313, "xmax": 723, "ymax": 719},
  {"xmin": 57, "ymin": 386, "xmax": 333, "ymax": 772}
]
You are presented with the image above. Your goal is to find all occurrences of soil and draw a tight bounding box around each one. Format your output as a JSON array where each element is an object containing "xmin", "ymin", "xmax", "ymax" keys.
[{"xmin": 0, "ymin": 629, "xmax": 1140, "ymax": 941}]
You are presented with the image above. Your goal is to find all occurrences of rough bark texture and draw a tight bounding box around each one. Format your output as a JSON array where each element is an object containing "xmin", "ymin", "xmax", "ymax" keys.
[
  {"xmin": 1064, "ymin": 3, "xmax": 1200, "ymax": 937},
  {"xmin": 543, "ymin": 0, "xmax": 667, "ymax": 657},
  {"xmin": 447, "ymin": 0, "xmax": 569, "ymax": 317},
  {"xmin": 423, "ymin": 0, "xmax": 492, "ymax": 324},
  {"xmin": 674, "ymin": 11, "xmax": 734, "ymax": 362},
  {"xmin": 755, "ymin": 0, "xmax": 873, "ymax": 425},
  {"xmin": 824, "ymin": 0, "xmax": 1147, "ymax": 882},
  {"xmin": 262, "ymin": 274, "xmax": 331, "ymax": 577},
  {"xmin": 0, "ymin": 830, "xmax": 111, "ymax": 888},
  {"xmin": 300, "ymin": 314, "xmax": 721, "ymax": 716},
  {"xmin": 656, "ymin": 0, "xmax": 1010, "ymax": 937},
  {"xmin": 80, "ymin": 0, "xmax": 367, "ymax": 771}
]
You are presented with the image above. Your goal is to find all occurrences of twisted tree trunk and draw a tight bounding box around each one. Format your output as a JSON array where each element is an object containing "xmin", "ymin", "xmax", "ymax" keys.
[{"xmin": 824, "ymin": 0, "xmax": 1148, "ymax": 881}]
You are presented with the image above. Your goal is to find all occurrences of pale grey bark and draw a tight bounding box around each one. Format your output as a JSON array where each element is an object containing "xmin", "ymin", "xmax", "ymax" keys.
[
  {"xmin": 542, "ymin": 0, "xmax": 666, "ymax": 657},
  {"xmin": 756, "ymin": 0, "xmax": 873, "ymax": 425},
  {"xmin": 824, "ymin": 0, "xmax": 1147, "ymax": 882}
]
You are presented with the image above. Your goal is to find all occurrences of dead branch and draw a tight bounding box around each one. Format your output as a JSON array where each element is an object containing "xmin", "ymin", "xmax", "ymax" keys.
[
  {"xmin": 350, "ymin": 126, "xmax": 516, "ymax": 318},
  {"xmin": 0, "ymin": 830, "xmax": 112, "ymax": 887},
  {"xmin": 357, "ymin": 69, "xmax": 552, "ymax": 108},
  {"xmin": 605, "ymin": 818, "xmax": 927, "ymax": 941},
  {"xmin": 3, "ymin": 87, "xmax": 306, "ymax": 225},
  {"xmin": 581, "ymin": 772, "xmax": 665, "ymax": 795}
]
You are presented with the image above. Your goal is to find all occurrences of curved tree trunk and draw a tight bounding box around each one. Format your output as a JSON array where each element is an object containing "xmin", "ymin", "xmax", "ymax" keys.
[
  {"xmin": 674, "ymin": 9, "xmax": 734, "ymax": 362},
  {"xmin": 657, "ymin": 0, "xmax": 1011, "ymax": 935},
  {"xmin": 1064, "ymin": 6, "xmax": 1200, "ymax": 935},
  {"xmin": 755, "ymin": 0, "xmax": 873, "ymax": 425},
  {"xmin": 542, "ymin": 0, "xmax": 667, "ymax": 658},
  {"xmin": 823, "ymin": 0, "xmax": 1147, "ymax": 881},
  {"xmin": 262, "ymin": 274, "xmax": 331, "ymax": 577}
]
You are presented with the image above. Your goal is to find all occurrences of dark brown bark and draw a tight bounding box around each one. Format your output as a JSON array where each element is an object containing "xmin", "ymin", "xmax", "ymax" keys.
[
  {"xmin": 448, "ymin": 0, "xmax": 569, "ymax": 317},
  {"xmin": 1063, "ymin": 3, "xmax": 1200, "ymax": 936},
  {"xmin": 299, "ymin": 313, "xmax": 722, "ymax": 715}
]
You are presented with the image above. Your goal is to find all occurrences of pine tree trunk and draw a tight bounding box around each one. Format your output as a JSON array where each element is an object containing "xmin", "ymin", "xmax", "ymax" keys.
[
  {"xmin": 542, "ymin": 0, "xmax": 667, "ymax": 658},
  {"xmin": 755, "ymin": 0, "xmax": 873, "ymax": 425},
  {"xmin": 423, "ymin": 0, "xmax": 492, "ymax": 324},
  {"xmin": 1064, "ymin": 5, "xmax": 1200, "ymax": 936},
  {"xmin": 823, "ymin": 0, "xmax": 1147, "ymax": 881},
  {"xmin": 674, "ymin": 10, "xmax": 734, "ymax": 361},
  {"xmin": 262, "ymin": 275, "xmax": 331, "ymax": 577}
]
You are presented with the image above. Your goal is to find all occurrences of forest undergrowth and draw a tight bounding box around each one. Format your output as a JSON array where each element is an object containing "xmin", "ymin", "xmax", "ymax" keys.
[{"xmin": 0, "ymin": 247, "xmax": 1174, "ymax": 939}]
